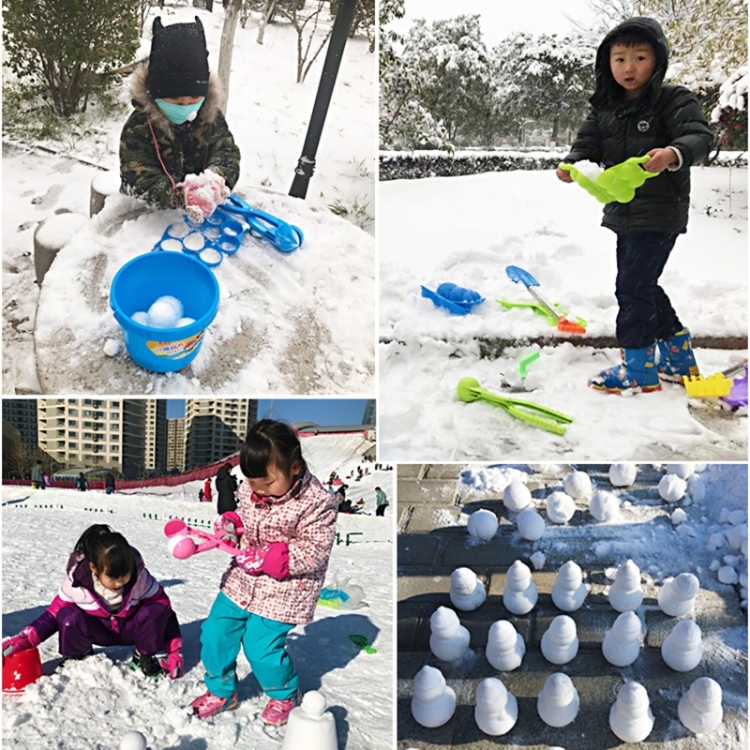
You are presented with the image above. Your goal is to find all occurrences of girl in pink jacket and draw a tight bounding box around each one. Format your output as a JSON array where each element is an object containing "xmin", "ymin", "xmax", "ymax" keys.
[
  {"xmin": 2, "ymin": 524, "xmax": 182, "ymax": 679},
  {"xmin": 190, "ymin": 420, "xmax": 338, "ymax": 726}
]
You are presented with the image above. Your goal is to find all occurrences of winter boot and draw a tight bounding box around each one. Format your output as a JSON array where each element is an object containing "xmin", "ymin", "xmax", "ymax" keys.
[
  {"xmin": 589, "ymin": 344, "xmax": 662, "ymax": 395},
  {"xmin": 657, "ymin": 329, "xmax": 699, "ymax": 382},
  {"xmin": 261, "ymin": 689, "xmax": 302, "ymax": 727},
  {"xmin": 190, "ymin": 689, "xmax": 240, "ymax": 719},
  {"xmin": 129, "ymin": 649, "xmax": 165, "ymax": 678}
]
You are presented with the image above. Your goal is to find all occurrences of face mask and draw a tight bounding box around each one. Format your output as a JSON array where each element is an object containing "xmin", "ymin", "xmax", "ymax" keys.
[{"xmin": 155, "ymin": 97, "xmax": 205, "ymax": 125}]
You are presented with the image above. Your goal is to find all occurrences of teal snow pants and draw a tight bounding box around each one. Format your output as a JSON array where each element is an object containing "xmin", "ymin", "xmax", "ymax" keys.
[{"xmin": 201, "ymin": 592, "xmax": 299, "ymax": 700}]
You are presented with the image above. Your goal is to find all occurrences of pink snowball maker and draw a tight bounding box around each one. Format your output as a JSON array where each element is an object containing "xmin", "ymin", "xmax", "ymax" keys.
[{"xmin": 164, "ymin": 518, "xmax": 243, "ymax": 559}]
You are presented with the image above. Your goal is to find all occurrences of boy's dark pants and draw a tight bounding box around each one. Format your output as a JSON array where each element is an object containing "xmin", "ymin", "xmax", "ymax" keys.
[{"xmin": 615, "ymin": 231, "xmax": 683, "ymax": 349}]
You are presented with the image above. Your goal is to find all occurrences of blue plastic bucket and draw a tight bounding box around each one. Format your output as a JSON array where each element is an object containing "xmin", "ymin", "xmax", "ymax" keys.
[{"xmin": 110, "ymin": 252, "xmax": 220, "ymax": 373}]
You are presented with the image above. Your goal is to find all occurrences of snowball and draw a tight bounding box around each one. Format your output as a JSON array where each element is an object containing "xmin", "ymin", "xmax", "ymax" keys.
[
  {"xmin": 589, "ymin": 490, "xmax": 620, "ymax": 522},
  {"xmin": 103, "ymin": 339, "xmax": 120, "ymax": 357},
  {"xmin": 609, "ymin": 463, "xmax": 637, "ymax": 487},
  {"xmin": 707, "ymin": 532, "xmax": 726, "ymax": 551},
  {"xmin": 504, "ymin": 481, "xmax": 532, "ymax": 512},
  {"xmin": 728, "ymin": 510, "xmax": 748, "ymax": 526},
  {"xmin": 517, "ymin": 508, "xmax": 545, "ymax": 541},
  {"xmin": 563, "ymin": 471, "xmax": 592, "ymax": 499},
  {"xmin": 709, "ymin": 559, "xmax": 721, "ymax": 572},
  {"xmin": 120, "ymin": 732, "xmax": 148, "ymax": 750},
  {"xmin": 176, "ymin": 317, "xmax": 196, "ymax": 328},
  {"xmin": 725, "ymin": 524, "xmax": 747, "ymax": 552},
  {"xmin": 671, "ymin": 508, "xmax": 688, "ymax": 526},
  {"xmin": 147, "ymin": 296, "xmax": 184, "ymax": 329},
  {"xmin": 131, "ymin": 311, "xmax": 149, "ymax": 325},
  {"xmin": 530, "ymin": 551, "xmax": 546, "ymax": 570},
  {"xmin": 718, "ymin": 566, "xmax": 739, "ymax": 585},
  {"xmin": 546, "ymin": 491, "xmax": 576, "ymax": 524},
  {"xmin": 687, "ymin": 474, "xmax": 706, "ymax": 503},
  {"xmin": 573, "ymin": 159, "xmax": 603, "ymax": 181},
  {"xmin": 659, "ymin": 474, "xmax": 687, "ymax": 503},
  {"xmin": 467, "ymin": 509, "xmax": 499, "ymax": 541},
  {"xmin": 665, "ymin": 463, "xmax": 694, "ymax": 479}
]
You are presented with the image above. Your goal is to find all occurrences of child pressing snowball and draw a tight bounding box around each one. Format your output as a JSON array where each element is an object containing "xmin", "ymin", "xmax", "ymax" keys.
[
  {"xmin": 2, "ymin": 525, "xmax": 182, "ymax": 679},
  {"xmin": 555, "ymin": 17, "xmax": 713, "ymax": 395},
  {"xmin": 190, "ymin": 420, "xmax": 338, "ymax": 727},
  {"xmin": 120, "ymin": 17, "xmax": 240, "ymax": 223}
]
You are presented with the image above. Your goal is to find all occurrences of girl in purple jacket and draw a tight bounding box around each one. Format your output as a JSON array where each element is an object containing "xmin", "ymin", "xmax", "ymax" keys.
[{"xmin": 2, "ymin": 524, "xmax": 182, "ymax": 679}]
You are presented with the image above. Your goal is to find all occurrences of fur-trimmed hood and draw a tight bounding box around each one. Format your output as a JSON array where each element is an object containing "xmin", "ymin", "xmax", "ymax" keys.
[
  {"xmin": 129, "ymin": 61, "xmax": 224, "ymax": 133},
  {"xmin": 591, "ymin": 17, "xmax": 669, "ymax": 110}
]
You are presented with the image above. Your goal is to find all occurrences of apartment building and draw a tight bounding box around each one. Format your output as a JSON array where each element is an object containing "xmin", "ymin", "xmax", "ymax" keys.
[
  {"xmin": 184, "ymin": 399, "xmax": 258, "ymax": 470},
  {"xmin": 145, "ymin": 400, "xmax": 167, "ymax": 475},
  {"xmin": 167, "ymin": 417, "xmax": 186, "ymax": 472},
  {"xmin": 2, "ymin": 399, "xmax": 38, "ymax": 450}
]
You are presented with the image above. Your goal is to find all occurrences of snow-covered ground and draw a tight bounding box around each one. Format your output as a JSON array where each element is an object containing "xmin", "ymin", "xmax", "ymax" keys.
[
  {"xmin": 2, "ymin": 2, "xmax": 376, "ymax": 395},
  {"xmin": 379, "ymin": 167, "xmax": 748, "ymax": 461},
  {"xmin": 2, "ymin": 436, "xmax": 395, "ymax": 749}
]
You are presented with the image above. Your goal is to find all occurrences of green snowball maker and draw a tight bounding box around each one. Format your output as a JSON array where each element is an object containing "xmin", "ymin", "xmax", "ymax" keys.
[{"xmin": 559, "ymin": 156, "xmax": 660, "ymax": 204}]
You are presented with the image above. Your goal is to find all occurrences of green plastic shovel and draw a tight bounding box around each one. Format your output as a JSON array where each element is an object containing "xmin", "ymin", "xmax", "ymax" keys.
[{"xmin": 457, "ymin": 377, "xmax": 573, "ymax": 436}]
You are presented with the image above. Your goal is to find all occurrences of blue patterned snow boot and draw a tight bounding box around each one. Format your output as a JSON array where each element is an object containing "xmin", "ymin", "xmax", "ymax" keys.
[
  {"xmin": 657, "ymin": 329, "xmax": 699, "ymax": 382},
  {"xmin": 589, "ymin": 345, "xmax": 662, "ymax": 394}
]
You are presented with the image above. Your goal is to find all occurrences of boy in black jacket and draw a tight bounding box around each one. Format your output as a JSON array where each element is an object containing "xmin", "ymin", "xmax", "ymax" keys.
[{"xmin": 557, "ymin": 17, "xmax": 714, "ymax": 395}]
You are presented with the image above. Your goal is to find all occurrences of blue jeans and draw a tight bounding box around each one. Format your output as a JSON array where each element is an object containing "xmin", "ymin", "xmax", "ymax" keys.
[
  {"xmin": 615, "ymin": 231, "xmax": 683, "ymax": 348},
  {"xmin": 200, "ymin": 592, "xmax": 298, "ymax": 700}
]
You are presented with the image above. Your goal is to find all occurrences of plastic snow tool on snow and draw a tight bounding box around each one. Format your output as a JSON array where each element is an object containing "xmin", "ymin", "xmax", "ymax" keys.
[
  {"xmin": 722, "ymin": 362, "xmax": 748, "ymax": 409},
  {"xmin": 505, "ymin": 265, "xmax": 586, "ymax": 334},
  {"xmin": 683, "ymin": 362, "xmax": 746, "ymax": 400},
  {"xmin": 559, "ymin": 156, "xmax": 660, "ymax": 204},
  {"xmin": 457, "ymin": 376, "xmax": 573, "ymax": 436},
  {"xmin": 221, "ymin": 193, "xmax": 304, "ymax": 253},
  {"xmin": 421, "ymin": 282, "xmax": 485, "ymax": 315},
  {"xmin": 349, "ymin": 635, "xmax": 377, "ymax": 654}
]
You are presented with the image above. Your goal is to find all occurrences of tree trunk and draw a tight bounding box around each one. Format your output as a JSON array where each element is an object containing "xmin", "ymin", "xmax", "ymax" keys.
[
  {"xmin": 257, "ymin": 0, "xmax": 275, "ymax": 45},
  {"xmin": 218, "ymin": 0, "xmax": 243, "ymax": 113}
]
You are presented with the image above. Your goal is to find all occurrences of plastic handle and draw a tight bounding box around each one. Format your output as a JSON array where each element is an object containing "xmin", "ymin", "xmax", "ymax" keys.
[
  {"xmin": 163, "ymin": 519, "xmax": 241, "ymax": 557},
  {"xmin": 506, "ymin": 265, "xmax": 539, "ymax": 288}
]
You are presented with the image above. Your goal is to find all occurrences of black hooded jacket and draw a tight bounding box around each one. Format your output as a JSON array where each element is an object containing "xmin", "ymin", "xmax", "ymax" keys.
[
  {"xmin": 564, "ymin": 17, "xmax": 715, "ymax": 234},
  {"xmin": 216, "ymin": 466, "xmax": 238, "ymax": 514}
]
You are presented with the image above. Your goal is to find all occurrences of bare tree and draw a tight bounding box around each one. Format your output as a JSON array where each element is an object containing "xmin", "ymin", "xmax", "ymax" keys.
[
  {"xmin": 274, "ymin": 0, "xmax": 334, "ymax": 83},
  {"xmin": 217, "ymin": 0, "xmax": 243, "ymax": 113},
  {"xmin": 256, "ymin": 0, "xmax": 277, "ymax": 43}
]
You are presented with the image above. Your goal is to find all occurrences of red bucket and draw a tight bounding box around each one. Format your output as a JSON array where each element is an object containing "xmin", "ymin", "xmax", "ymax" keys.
[{"xmin": 2, "ymin": 646, "xmax": 43, "ymax": 693}]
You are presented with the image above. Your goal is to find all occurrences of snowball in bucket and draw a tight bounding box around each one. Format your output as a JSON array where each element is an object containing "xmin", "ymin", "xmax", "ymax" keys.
[
  {"xmin": 176, "ymin": 317, "xmax": 196, "ymax": 328},
  {"xmin": 146, "ymin": 296, "xmax": 184, "ymax": 329},
  {"xmin": 120, "ymin": 731, "xmax": 148, "ymax": 750},
  {"xmin": 563, "ymin": 471, "xmax": 592, "ymax": 499},
  {"xmin": 467, "ymin": 509, "xmax": 498, "ymax": 541},
  {"xmin": 103, "ymin": 339, "xmax": 120, "ymax": 357},
  {"xmin": 609, "ymin": 463, "xmax": 637, "ymax": 487},
  {"xmin": 659, "ymin": 474, "xmax": 687, "ymax": 503},
  {"xmin": 131, "ymin": 311, "xmax": 149, "ymax": 325}
]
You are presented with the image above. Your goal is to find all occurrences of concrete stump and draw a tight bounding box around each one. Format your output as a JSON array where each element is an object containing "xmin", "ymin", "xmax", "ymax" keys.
[
  {"xmin": 33, "ymin": 212, "xmax": 88, "ymax": 285},
  {"xmin": 89, "ymin": 171, "xmax": 122, "ymax": 217}
]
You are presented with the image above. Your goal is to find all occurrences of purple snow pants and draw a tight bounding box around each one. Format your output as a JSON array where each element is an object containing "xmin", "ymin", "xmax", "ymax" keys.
[{"xmin": 57, "ymin": 602, "xmax": 169, "ymax": 657}]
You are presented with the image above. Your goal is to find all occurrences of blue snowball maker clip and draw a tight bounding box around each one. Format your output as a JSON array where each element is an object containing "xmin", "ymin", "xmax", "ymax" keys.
[{"xmin": 421, "ymin": 282, "xmax": 485, "ymax": 315}]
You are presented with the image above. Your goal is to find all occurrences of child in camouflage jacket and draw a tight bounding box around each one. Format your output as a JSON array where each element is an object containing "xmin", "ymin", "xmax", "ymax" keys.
[{"xmin": 120, "ymin": 16, "xmax": 240, "ymax": 222}]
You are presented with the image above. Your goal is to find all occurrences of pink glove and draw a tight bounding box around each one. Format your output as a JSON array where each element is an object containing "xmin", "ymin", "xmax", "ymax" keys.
[
  {"xmin": 2, "ymin": 626, "xmax": 41, "ymax": 659},
  {"xmin": 181, "ymin": 169, "xmax": 230, "ymax": 224},
  {"xmin": 214, "ymin": 511, "xmax": 244, "ymax": 548},
  {"xmin": 158, "ymin": 637, "xmax": 183, "ymax": 680},
  {"xmin": 236, "ymin": 542, "xmax": 289, "ymax": 581}
]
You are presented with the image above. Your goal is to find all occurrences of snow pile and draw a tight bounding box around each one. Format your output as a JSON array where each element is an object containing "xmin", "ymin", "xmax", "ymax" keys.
[{"xmin": 707, "ymin": 506, "xmax": 748, "ymax": 606}]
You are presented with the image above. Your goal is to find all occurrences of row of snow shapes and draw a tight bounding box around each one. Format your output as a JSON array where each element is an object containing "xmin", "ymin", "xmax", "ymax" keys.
[
  {"xmin": 468, "ymin": 468, "xmax": 707, "ymax": 539},
  {"xmin": 412, "ymin": 666, "xmax": 723, "ymax": 740},
  {"xmin": 440, "ymin": 563, "xmax": 704, "ymax": 668}
]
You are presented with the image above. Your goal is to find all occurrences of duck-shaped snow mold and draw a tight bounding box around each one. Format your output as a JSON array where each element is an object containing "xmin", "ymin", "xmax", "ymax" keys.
[
  {"xmin": 449, "ymin": 567, "xmax": 487, "ymax": 611},
  {"xmin": 429, "ymin": 606, "xmax": 470, "ymax": 662},
  {"xmin": 502, "ymin": 560, "xmax": 538, "ymax": 615}
]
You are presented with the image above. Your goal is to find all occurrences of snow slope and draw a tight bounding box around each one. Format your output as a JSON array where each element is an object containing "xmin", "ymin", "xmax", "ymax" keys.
[{"xmin": 2, "ymin": 440, "xmax": 394, "ymax": 749}]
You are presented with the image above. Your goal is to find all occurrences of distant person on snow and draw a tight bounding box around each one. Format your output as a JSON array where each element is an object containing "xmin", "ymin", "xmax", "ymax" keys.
[
  {"xmin": 557, "ymin": 17, "xmax": 714, "ymax": 395},
  {"xmin": 75, "ymin": 473, "xmax": 89, "ymax": 492},
  {"xmin": 203, "ymin": 477, "xmax": 213, "ymax": 504},
  {"xmin": 190, "ymin": 420, "xmax": 338, "ymax": 727},
  {"xmin": 215, "ymin": 462, "xmax": 238, "ymax": 514},
  {"xmin": 30, "ymin": 461, "xmax": 44, "ymax": 490},
  {"xmin": 2, "ymin": 524, "xmax": 182, "ymax": 680},
  {"xmin": 375, "ymin": 486, "xmax": 388, "ymax": 517},
  {"xmin": 105, "ymin": 473, "xmax": 116, "ymax": 495},
  {"xmin": 120, "ymin": 16, "xmax": 240, "ymax": 223}
]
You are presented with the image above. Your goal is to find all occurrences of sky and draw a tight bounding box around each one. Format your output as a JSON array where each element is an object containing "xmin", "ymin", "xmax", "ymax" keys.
[
  {"xmin": 393, "ymin": 0, "xmax": 599, "ymax": 45},
  {"xmin": 165, "ymin": 399, "xmax": 370, "ymax": 426}
]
